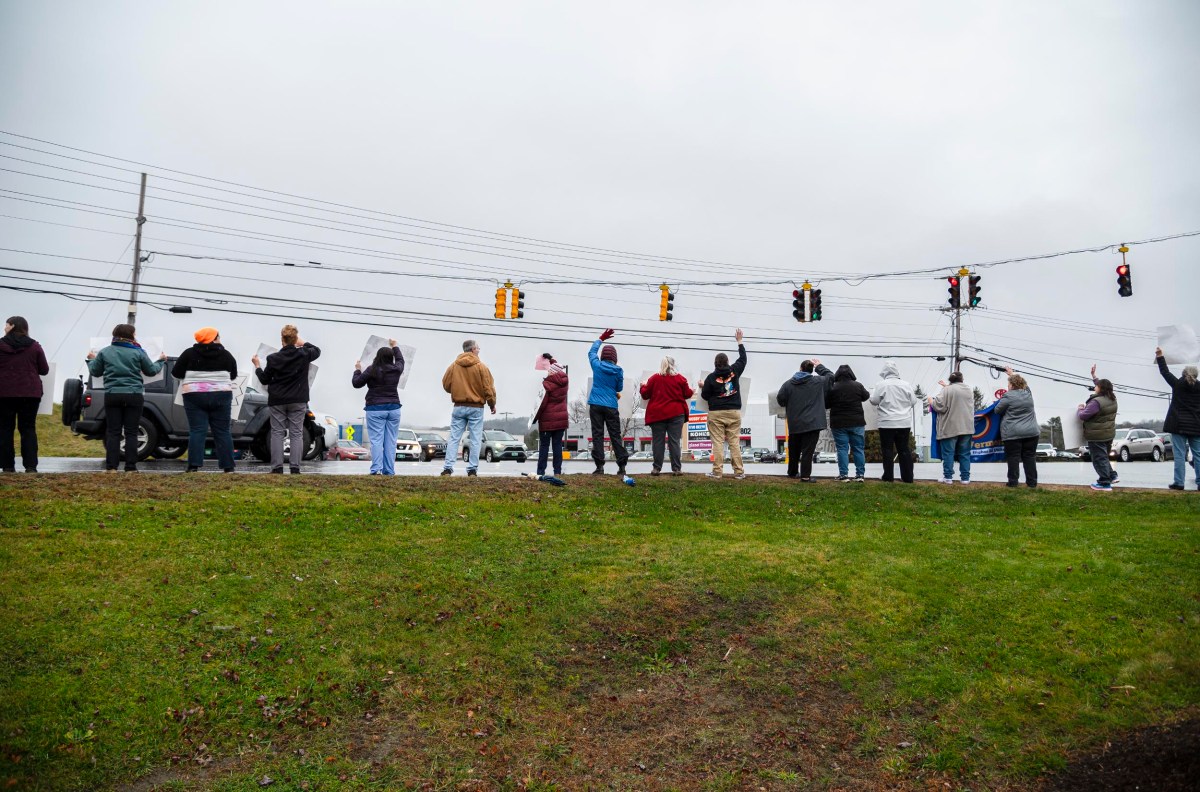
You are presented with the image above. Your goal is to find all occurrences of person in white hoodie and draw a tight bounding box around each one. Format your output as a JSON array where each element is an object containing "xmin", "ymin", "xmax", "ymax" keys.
[{"xmin": 869, "ymin": 360, "xmax": 919, "ymax": 483}]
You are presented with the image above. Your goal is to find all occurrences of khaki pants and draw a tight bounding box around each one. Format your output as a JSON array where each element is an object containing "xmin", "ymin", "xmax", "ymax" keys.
[{"xmin": 707, "ymin": 409, "xmax": 743, "ymax": 475}]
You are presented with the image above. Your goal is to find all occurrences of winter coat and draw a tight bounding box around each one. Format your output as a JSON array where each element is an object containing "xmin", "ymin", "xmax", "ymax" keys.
[
  {"xmin": 1157, "ymin": 356, "xmax": 1200, "ymax": 436},
  {"xmin": 869, "ymin": 361, "xmax": 919, "ymax": 429},
  {"xmin": 533, "ymin": 370, "xmax": 570, "ymax": 431},
  {"xmin": 930, "ymin": 382, "xmax": 975, "ymax": 440},
  {"xmin": 352, "ymin": 347, "xmax": 404, "ymax": 407},
  {"xmin": 640, "ymin": 373, "xmax": 693, "ymax": 425},
  {"xmin": 587, "ymin": 340, "xmax": 623, "ymax": 409},
  {"xmin": 256, "ymin": 343, "xmax": 321, "ymax": 406},
  {"xmin": 700, "ymin": 344, "xmax": 747, "ymax": 412},
  {"xmin": 994, "ymin": 387, "xmax": 1039, "ymax": 441},
  {"xmin": 87, "ymin": 341, "xmax": 164, "ymax": 394},
  {"xmin": 826, "ymin": 365, "xmax": 870, "ymax": 429},
  {"xmin": 776, "ymin": 364, "xmax": 833, "ymax": 434},
  {"xmin": 0, "ymin": 334, "xmax": 50, "ymax": 399},
  {"xmin": 1078, "ymin": 393, "xmax": 1117, "ymax": 442},
  {"xmin": 441, "ymin": 352, "xmax": 496, "ymax": 408},
  {"xmin": 172, "ymin": 343, "xmax": 237, "ymax": 380}
]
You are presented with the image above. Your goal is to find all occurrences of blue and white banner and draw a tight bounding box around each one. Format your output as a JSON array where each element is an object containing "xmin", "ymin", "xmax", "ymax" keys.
[{"xmin": 930, "ymin": 400, "xmax": 1006, "ymax": 462}]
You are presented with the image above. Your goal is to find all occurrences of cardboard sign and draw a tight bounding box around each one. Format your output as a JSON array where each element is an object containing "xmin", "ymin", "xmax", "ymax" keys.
[
  {"xmin": 38, "ymin": 363, "xmax": 55, "ymax": 415},
  {"xmin": 1057, "ymin": 409, "xmax": 1085, "ymax": 450},
  {"xmin": 256, "ymin": 343, "xmax": 319, "ymax": 391},
  {"xmin": 358, "ymin": 335, "xmax": 416, "ymax": 390},
  {"xmin": 89, "ymin": 337, "xmax": 165, "ymax": 385},
  {"xmin": 767, "ymin": 390, "xmax": 787, "ymax": 418},
  {"xmin": 1157, "ymin": 325, "xmax": 1200, "ymax": 365}
]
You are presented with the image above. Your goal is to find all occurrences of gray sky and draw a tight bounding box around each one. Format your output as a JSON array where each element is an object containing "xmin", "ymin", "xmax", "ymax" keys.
[{"xmin": 2, "ymin": 0, "xmax": 1197, "ymax": 428}]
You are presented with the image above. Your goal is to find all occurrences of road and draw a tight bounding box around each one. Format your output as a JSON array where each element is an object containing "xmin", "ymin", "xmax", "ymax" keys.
[{"xmin": 19, "ymin": 457, "xmax": 1193, "ymax": 490}]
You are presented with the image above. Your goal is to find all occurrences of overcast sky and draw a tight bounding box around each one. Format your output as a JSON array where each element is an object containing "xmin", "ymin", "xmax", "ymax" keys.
[{"xmin": 1, "ymin": 0, "xmax": 1197, "ymax": 428}]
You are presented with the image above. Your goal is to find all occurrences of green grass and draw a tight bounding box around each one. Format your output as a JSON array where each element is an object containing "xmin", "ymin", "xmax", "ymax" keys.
[
  {"xmin": 33, "ymin": 405, "xmax": 105, "ymax": 458},
  {"xmin": 0, "ymin": 476, "xmax": 1196, "ymax": 790}
]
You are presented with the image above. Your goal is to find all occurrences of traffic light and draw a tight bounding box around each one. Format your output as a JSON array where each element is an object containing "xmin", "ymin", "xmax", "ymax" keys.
[
  {"xmin": 494, "ymin": 287, "xmax": 507, "ymax": 319},
  {"xmin": 792, "ymin": 289, "xmax": 804, "ymax": 322},
  {"xmin": 1116, "ymin": 263, "xmax": 1133, "ymax": 297},
  {"xmin": 509, "ymin": 287, "xmax": 525, "ymax": 319},
  {"xmin": 658, "ymin": 284, "xmax": 674, "ymax": 321},
  {"xmin": 967, "ymin": 274, "xmax": 982, "ymax": 307},
  {"xmin": 946, "ymin": 276, "xmax": 961, "ymax": 309},
  {"xmin": 810, "ymin": 288, "xmax": 823, "ymax": 321}
]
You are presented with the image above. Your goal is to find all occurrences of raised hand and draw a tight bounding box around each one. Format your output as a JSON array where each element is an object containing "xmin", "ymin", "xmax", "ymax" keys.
[
  {"xmin": 354, "ymin": 361, "xmax": 362, "ymax": 372},
  {"xmin": 811, "ymin": 358, "xmax": 821, "ymax": 367},
  {"xmin": 1005, "ymin": 366, "xmax": 1015, "ymax": 377},
  {"xmin": 599, "ymin": 328, "xmax": 615, "ymax": 341},
  {"xmin": 251, "ymin": 354, "xmax": 261, "ymax": 368},
  {"xmin": 1090, "ymin": 363, "xmax": 1097, "ymax": 378},
  {"xmin": 735, "ymin": 328, "xmax": 744, "ymax": 343},
  {"xmin": 158, "ymin": 352, "xmax": 168, "ymax": 361},
  {"xmin": 1155, "ymin": 346, "xmax": 1163, "ymax": 358},
  {"xmin": 295, "ymin": 337, "xmax": 305, "ymax": 348},
  {"xmin": 86, "ymin": 351, "xmax": 97, "ymax": 361},
  {"xmin": 388, "ymin": 338, "xmax": 398, "ymax": 347},
  {"xmin": 938, "ymin": 379, "xmax": 948, "ymax": 387}
]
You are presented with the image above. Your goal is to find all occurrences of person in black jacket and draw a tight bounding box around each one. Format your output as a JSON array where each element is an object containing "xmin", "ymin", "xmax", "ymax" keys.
[
  {"xmin": 1156, "ymin": 346, "xmax": 1200, "ymax": 491},
  {"xmin": 252, "ymin": 324, "xmax": 321, "ymax": 474},
  {"xmin": 352, "ymin": 340, "xmax": 403, "ymax": 475},
  {"xmin": 172, "ymin": 327, "xmax": 238, "ymax": 472},
  {"xmin": 0, "ymin": 316, "xmax": 50, "ymax": 473},
  {"xmin": 698, "ymin": 329, "xmax": 747, "ymax": 479},
  {"xmin": 826, "ymin": 364, "xmax": 870, "ymax": 481}
]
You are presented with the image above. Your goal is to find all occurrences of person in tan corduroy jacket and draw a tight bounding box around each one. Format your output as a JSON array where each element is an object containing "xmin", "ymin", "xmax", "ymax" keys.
[{"xmin": 440, "ymin": 340, "xmax": 496, "ymax": 476}]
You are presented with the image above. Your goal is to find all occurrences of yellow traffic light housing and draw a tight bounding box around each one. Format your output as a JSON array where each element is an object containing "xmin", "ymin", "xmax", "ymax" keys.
[{"xmin": 658, "ymin": 284, "xmax": 674, "ymax": 321}]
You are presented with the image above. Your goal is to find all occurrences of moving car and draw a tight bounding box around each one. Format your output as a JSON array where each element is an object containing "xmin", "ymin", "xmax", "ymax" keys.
[
  {"xmin": 395, "ymin": 428, "xmax": 422, "ymax": 461},
  {"xmin": 326, "ymin": 439, "xmax": 370, "ymax": 461},
  {"xmin": 1109, "ymin": 428, "xmax": 1165, "ymax": 462},
  {"xmin": 462, "ymin": 430, "xmax": 528, "ymax": 463},
  {"xmin": 417, "ymin": 432, "xmax": 447, "ymax": 461}
]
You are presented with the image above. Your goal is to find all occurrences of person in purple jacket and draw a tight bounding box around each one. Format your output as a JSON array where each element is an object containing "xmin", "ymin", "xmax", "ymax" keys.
[
  {"xmin": 0, "ymin": 316, "xmax": 50, "ymax": 473},
  {"xmin": 352, "ymin": 339, "xmax": 404, "ymax": 475}
]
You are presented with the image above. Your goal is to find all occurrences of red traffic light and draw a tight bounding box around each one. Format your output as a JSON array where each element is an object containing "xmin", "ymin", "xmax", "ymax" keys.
[
  {"xmin": 792, "ymin": 289, "xmax": 801, "ymax": 298},
  {"xmin": 947, "ymin": 276, "xmax": 959, "ymax": 286},
  {"xmin": 1116, "ymin": 264, "xmax": 1129, "ymax": 276}
]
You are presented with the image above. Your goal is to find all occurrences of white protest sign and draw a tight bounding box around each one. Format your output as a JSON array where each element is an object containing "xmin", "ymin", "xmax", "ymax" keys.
[
  {"xmin": 1157, "ymin": 325, "xmax": 1200, "ymax": 365},
  {"xmin": 38, "ymin": 363, "xmax": 56, "ymax": 415},
  {"xmin": 767, "ymin": 390, "xmax": 787, "ymax": 418},
  {"xmin": 863, "ymin": 398, "xmax": 880, "ymax": 431},
  {"xmin": 89, "ymin": 337, "xmax": 165, "ymax": 385},
  {"xmin": 172, "ymin": 375, "xmax": 251, "ymax": 416},
  {"xmin": 255, "ymin": 343, "xmax": 319, "ymax": 391},
  {"xmin": 358, "ymin": 335, "xmax": 417, "ymax": 390},
  {"xmin": 1056, "ymin": 409, "xmax": 1085, "ymax": 450}
]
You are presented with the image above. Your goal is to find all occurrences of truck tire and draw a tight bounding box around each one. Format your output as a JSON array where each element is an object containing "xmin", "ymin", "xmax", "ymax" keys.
[
  {"xmin": 302, "ymin": 427, "xmax": 322, "ymax": 461},
  {"xmin": 118, "ymin": 416, "xmax": 160, "ymax": 461},
  {"xmin": 250, "ymin": 431, "xmax": 270, "ymax": 462},
  {"xmin": 61, "ymin": 378, "xmax": 83, "ymax": 426}
]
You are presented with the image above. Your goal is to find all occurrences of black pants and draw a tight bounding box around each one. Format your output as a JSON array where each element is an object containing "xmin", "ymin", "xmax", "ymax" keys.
[
  {"xmin": 1004, "ymin": 435, "xmax": 1038, "ymax": 486},
  {"xmin": 787, "ymin": 430, "xmax": 820, "ymax": 478},
  {"xmin": 650, "ymin": 414, "xmax": 686, "ymax": 472},
  {"xmin": 104, "ymin": 392, "xmax": 144, "ymax": 471},
  {"xmin": 537, "ymin": 429, "xmax": 564, "ymax": 476},
  {"xmin": 0, "ymin": 396, "xmax": 40, "ymax": 471},
  {"xmin": 879, "ymin": 427, "xmax": 914, "ymax": 483},
  {"xmin": 589, "ymin": 405, "xmax": 629, "ymax": 470}
]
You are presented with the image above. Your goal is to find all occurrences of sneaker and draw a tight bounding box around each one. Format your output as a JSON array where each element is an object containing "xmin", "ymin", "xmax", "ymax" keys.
[
  {"xmin": 853, "ymin": 476, "xmax": 865, "ymax": 483},
  {"xmin": 706, "ymin": 472, "xmax": 722, "ymax": 479},
  {"xmin": 1110, "ymin": 476, "xmax": 1120, "ymax": 484},
  {"xmin": 104, "ymin": 468, "xmax": 118, "ymax": 473},
  {"xmin": 616, "ymin": 467, "xmax": 627, "ymax": 478},
  {"xmin": 125, "ymin": 468, "xmax": 138, "ymax": 473},
  {"xmin": 1090, "ymin": 483, "xmax": 1113, "ymax": 491},
  {"xmin": 222, "ymin": 468, "xmax": 235, "ymax": 474},
  {"xmin": 650, "ymin": 468, "xmax": 662, "ymax": 476},
  {"xmin": 836, "ymin": 475, "xmax": 850, "ymax": 482},
  {"xmin": 1, "ymin": 468, "xmax": 15, "ymax": 473},
  {"xmin": 734, "ymin": 474, "xmax": 747, "ymax": 480},
  {"xmin": 671, "ymin": 471, "xmax": 683, "ymax": 476},
  {"xmin": 1027, "ymin": 483, "xmax": 1037, "ymax": 489},
  {"xmin": 440, "ymin": 468, "xmax": 452, "ymax": 476},
  {"xmin": 290, "ymin": 467, "xmax": 302, "ymax": 475},
  {"xmin": 24, "ymin": 468, "xmax": 37, "ymax": 473},
  {"xmin": 467, "ymin": 469, "xmax": 477, "ymax": 477},
  {"xmin": 186, "ymin": 466, "xmax": 200, "ymax": 473},
  {"xmin": 960, "ymin": 480, "xmax": 970, "ymax": 485},
  {"xmin": 1168, "ymin": 483, "xmax": 1185, "ymax": 491},
  {"xmin": 939, "ymin": 478, "xmax": 953, "ymax": 484}
]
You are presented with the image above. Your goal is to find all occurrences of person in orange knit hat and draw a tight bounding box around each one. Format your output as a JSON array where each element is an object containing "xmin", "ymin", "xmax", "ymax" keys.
[{"xmin": 172, "ymin": 327, "xmax": 238, "ymax": 472}]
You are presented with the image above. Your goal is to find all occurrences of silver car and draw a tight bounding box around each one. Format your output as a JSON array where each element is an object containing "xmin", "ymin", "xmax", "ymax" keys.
[{"xmin": 1110, "ymin": 428, "xmax": 1165, "ymax": 462}]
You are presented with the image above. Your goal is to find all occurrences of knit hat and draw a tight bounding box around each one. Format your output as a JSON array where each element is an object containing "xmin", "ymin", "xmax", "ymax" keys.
[
  {"xmin": 194, "ymin": 327, "xmax": 219, "ymax": 344},
  {"xmin": 601, "ymin": 345, "xmax": 618, "ymax": 363}
]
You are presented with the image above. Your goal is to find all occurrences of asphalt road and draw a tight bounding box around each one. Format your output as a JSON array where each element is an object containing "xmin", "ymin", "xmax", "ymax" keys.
[{"xmin": 18, "ymin": 457, "xmax": 1196, "ymax": 490}]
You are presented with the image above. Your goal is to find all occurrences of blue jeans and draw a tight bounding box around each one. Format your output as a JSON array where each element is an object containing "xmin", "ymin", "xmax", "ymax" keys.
[
  {"xmin": 832, "ymin": 426, "xmax": 866, "ymax": 477},
  {"xmin": 537, "ymin": 429, "xmax": 564, "ymax": 476},
  {"xmin": 365, "ymin": 406, "xmax": 400, "ymax": 475},
  {"xmin": 939, "ymin": 435, "xmax": 972, "ymax": 481},
  {"xmin": 183, "ymin": 391, "xmax": 234, "ymax": 470},
  {"xmin": 443, "ymin": 405, "xmax": 484, "ymax": 472},
  {"xmin": 1172, "ymin": 433, "xmax": 1200, "ymax": 487}
]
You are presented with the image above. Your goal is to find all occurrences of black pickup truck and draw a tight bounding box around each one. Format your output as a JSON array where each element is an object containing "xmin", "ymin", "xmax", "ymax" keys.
[{"xmin": 60, "ymin": 357, "xmax": 323, "ymax": 462}]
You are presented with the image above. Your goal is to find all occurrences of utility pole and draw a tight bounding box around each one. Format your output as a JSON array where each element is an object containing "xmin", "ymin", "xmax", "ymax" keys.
[
  {"xmin": 127, "ymin": 172, "xmax": 147, "ymax": 326},
  {"xmin": 952, "ymin": 266, "xmax": 968, "ymax": 374}
]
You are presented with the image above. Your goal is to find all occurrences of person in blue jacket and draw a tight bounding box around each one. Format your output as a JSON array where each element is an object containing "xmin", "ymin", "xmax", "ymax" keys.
[
  {"xmin": 588, "ymin": 328, "xmax": 629, "ymax": 476},
  {"xmin": 86, "ymin": 323, "xmax": 167, "ymax": 472}
]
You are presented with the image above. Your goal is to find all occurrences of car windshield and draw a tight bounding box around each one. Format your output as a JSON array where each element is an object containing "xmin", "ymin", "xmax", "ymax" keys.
[
  {"xmin": 419, "ymin": 434, "xmax": 443, "ymax": 442},
  {"xmin": 396, "ymin": 429, "xmax": 418, "ymax": 441},
  {"xmin": 1114, "ymin": 429, "xmax": 1131, "ymax": 439},
  {"xmin": 485, "ymin": 431, "xmax": 515, "ymax": 441},
  {"xmin": 1037, "ymin": 444, "xmax": 1052, "ymax": 449}
]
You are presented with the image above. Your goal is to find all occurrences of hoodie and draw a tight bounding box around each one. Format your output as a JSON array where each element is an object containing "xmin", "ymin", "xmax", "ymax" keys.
[
  {"xmin": 172, "ymin": 343, "xmax": 238, "ymax": 381},
  {"xmin": 587, "ymin": 339, "xmax": 623, "ymax": 409},
  {"xmin": 776, "ymin": 363, "xmax": 833, "ymax": 433},
  {"xmin": 255, "ymin": 342, "xmax": 321, "ymax": 406},
  {"xmin": 826, "ymin": 365, "xmax": 870, "ymax": 429},
  {"xmin": 352, "ymin": 347, "xmax": 405, "ymax": 407},
  {"xmin": 0, "ymin": 333, "xmax": 50, "ymax": 399},
  {"xmin": 700, "ymin": 344, "xmax": 748, "ymax": 412},
  {"xmin": 869, "ymin": 361, "xmax": 918, "ymax": 429},
  {"xmin": 441, "ymin": 352, "xmax": 496, "ymax": 408}
]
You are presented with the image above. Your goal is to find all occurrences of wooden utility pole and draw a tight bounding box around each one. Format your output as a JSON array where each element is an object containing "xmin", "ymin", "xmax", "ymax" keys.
[
  {"xmin": 127, "ymin": 172, "xmax": 147, "ymax": 325},
  {"xmin": 952, "ymin": 266, "xmax": 969, "ymax": 374}
]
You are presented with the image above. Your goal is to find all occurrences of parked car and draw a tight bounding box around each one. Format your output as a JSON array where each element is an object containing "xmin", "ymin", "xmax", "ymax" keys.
[
  {"xmin": 1158, "ymin": 432, "xmax": 1194, "ymax": 462},
  {"xmin": 1036, "ymin": 443, "xmax": 1058, "ymax": 459},
  {"xmin": 417, "ymin": 432, "xmax": 447, "ymax": 461},
  {"xmin": 758, "ymin": 449, "xmax": 784, "ymax": 463},
  {"xmin": 311, "ymin": 411, "xmax": 340, "ymax": 455},
  {"xmin": 1055, "ymin": 449, "xmax": 1081, "ymax": 460},
  {"xmin": 747, "ymin": 447, "xmax": 771, "ymax": 461},
  {"xmin": 460, "ymin": 430, "xmax": 528, "ymax": 462},
  {"xmin": 395, "ymin": 428, "xmax": 422, "ymax": 461},
  {"xmin": 61, "ymin": 360, "xmax": 324, "ymax": 462},
  {"xmin": 1110, "ymin": 428, "xmax": 1165, "ymax": 462},
  {"xmin": 629, "ymin": 450, "xmax": 653, "ymax": 461},
  {"xmin": 689, "ymin": 449, "xmax": 712, "ymax": 462},
  {"xmin": 815, "ymin": 450, "xmax": 837, "ymax": 464},
  {"xmin": 326, "ymin": 438, "xmax": 370, "ymax": 461}
]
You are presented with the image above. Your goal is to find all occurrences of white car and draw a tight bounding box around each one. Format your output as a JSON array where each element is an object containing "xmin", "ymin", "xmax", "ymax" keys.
[
  {"xmin": 1036, "ymin": 443, "xmax": 1057, "ymax": 459},
  {"xmin": 310, "ymin": 411, "xmax": 340, "ymax": 456},
  {"xmin": 395, "ymin": 428, "xmax": 422, "ymax": 461}
]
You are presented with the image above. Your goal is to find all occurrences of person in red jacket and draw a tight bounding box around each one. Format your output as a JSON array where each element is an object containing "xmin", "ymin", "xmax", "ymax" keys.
[
  {"xmin": 532, "ymin": 354, "xmax": 569, "ymax": 482},
  {"xmin": 0, "ymin": 316, "xmax": 50, "ymax": 473},
  {"xmin": 640, "ymin": 355, "xmax": 694, "ymax": 476}
]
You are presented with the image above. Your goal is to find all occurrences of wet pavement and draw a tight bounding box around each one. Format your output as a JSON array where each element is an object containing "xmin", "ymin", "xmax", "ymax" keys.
[{"xmin": 13, "ymin": 458, "xmax": 1195, "ymax": 490}]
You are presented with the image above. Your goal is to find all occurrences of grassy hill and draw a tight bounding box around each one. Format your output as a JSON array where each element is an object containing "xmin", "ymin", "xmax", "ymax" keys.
[
  {"xmin": 33, "ymin": 404, "xmax": 105, "ymax": 458},
  {"xmin": 0, "ymin": 476, "xmax": 1195, "ymax": 790}
]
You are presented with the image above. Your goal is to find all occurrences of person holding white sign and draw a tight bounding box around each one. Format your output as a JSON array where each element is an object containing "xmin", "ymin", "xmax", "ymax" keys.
[
  {"xmin": 641, "ymin": 355, "xmax": 693, "ymax": 476},
  {"xmin": 172, "ymin": 327, "xmax": 238, "ymax": 473},
  {"xmin": 86, "ymin": 323, "xmax": 167, "ymax": 472},
  {"xmin": 699, "ymin": 329, "xmax": 748, "ymax": 479},
  {"xmin": 1076, "ymin": 365, "xmax": 1118, "ymax": 491},
  {"xmin": 252, "ymin": 324, "xmax": 321, "ymax": 474},
  {"xmin": 353, "ymin": 339, "xmax": 404, "ymax": 476},
  {"xmin": 0, "ymin": 316, "xmax": 50, "ymax": 473},
  {"xmin": 1155, "ymin": 347, "xmax": 1200, "ymax": 491}
]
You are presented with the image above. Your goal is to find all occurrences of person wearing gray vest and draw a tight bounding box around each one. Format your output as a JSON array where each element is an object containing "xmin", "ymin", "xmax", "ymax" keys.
[
  {"xmin": 928, "ymin": 371, "xmax": 975, "ymax": 484},
  {"xmin": 1077, "ymin": 364, "xmax": 1118, "ymax": 491},
  {"xmin": 994, "ymin": 367, "xmax": 1039, "ymax": 488}
]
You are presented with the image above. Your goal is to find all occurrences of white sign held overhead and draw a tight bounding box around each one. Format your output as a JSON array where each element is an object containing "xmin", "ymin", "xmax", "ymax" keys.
[
  {"xmin": 89, "ymin": 337, "xmax": 165, "ymax": 385},
  {"xmin": 37, "ymin": 363, "xmax": 56, "ymax": 415},
  {"xmin": 358, "ymin": 336, "xmax": 417, "ymax": 390},
  {"xmin": 1157, "ymin": 325, "xmax": 1200, "ymax": 365},
  {"xmin": 255, "ymin": 343, "xmax": 319, "ymax": 391}
]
